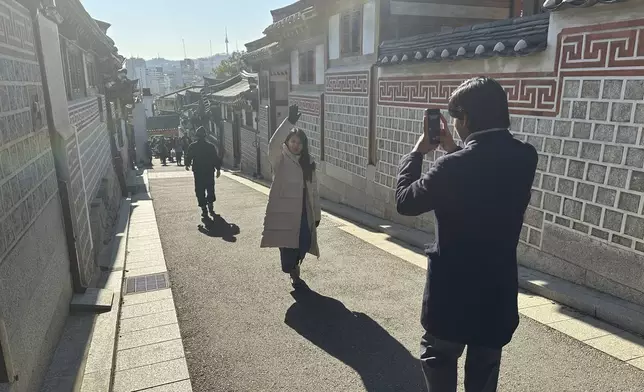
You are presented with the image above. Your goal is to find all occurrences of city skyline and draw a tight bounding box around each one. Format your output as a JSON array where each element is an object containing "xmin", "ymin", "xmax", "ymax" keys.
[{"xmin": 82, "ymin": 0, "xmax": 293, "ymax": 60}]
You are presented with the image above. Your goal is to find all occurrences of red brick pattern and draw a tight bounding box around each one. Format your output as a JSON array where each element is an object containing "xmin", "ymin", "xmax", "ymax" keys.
[
  {"xmin": 325, "ymin": 72, "xmax": 370, "ymax": 96},
  {"xmin": 378, "ymin": 19, "xmax": 644, "ymax": 116}
]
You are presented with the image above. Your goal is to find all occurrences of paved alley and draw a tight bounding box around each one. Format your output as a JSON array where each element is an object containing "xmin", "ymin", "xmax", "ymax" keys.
[{"xmin": 146, "ymin": 163, "xmax": 644, "ymax": 392}]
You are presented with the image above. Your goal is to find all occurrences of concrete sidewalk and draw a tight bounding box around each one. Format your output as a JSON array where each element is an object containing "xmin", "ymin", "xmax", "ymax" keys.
[
  {"xmin": 226, "ymin": 171, "xmax": 644, "ymax": 371},
  {"xmin": 110, "ymin": 175, "xmax": 192, "ymax": 392}
]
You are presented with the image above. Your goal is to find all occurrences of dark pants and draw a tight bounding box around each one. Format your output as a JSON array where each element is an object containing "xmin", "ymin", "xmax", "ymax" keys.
[
  {"xmin": 176, "ymin": 152, "xmax": 183, "ymax": 165},
  {"xmin": 194, "ymin": 174, "xmax": 215, "ymax": 208},
  {"xmin": 420, "ymin": 332, "xmax": 502, "ymax": 392},
  {"xmin": 279, "ymin": 189, "xmax": 311, "ymax": 273}
]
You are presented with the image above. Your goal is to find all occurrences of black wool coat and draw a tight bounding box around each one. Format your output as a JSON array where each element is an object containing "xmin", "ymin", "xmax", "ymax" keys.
[{"xmin": 396, "ymin": 130, "xmax": 537, "ymax": 348}]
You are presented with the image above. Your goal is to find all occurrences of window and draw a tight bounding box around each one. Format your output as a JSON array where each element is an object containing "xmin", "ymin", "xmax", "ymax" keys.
[
  {"xmin": 298, "ymin": 50, "xmax": 315, "ymax": 84},
  {"xmin": 66, "ymin": 43, "xmax": 87, "ymax": 100},
  {"xmin": 340, "ymin": 6, "xmax": 362, "ymax": 56}
]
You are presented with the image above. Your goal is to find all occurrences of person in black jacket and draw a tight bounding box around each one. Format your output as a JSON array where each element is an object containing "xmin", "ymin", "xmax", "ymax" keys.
[
  {"xmin": 185, "ymin": 127, "xmax": 222, "ymax": 218},
  {"xmin": 396, "ymin": 77, "xmax": 537, "ymax": 392}
]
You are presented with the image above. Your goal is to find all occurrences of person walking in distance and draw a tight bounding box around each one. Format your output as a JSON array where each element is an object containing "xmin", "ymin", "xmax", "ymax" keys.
[
  {"xmin": 261, "ymin": 104, "xmax": 321, "ymax": 289},
  {"xmin": 185, "ymin": 127, "xmax": 222, "ymax": 218},
  {"xmin": 396, "ymin": 77, "xmax": 537, "ymax": 392},
  {"xmin": 175, "ymin": 138, "xmax": 184, "ymax": 166},
  {"xmin": 158, "ymin": 137, "xmax": 168, "ymax": 166}
]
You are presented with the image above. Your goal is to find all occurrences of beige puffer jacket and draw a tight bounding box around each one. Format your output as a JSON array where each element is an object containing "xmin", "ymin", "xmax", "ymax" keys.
[{"xmin": 260, "ymin": 118, "xmax": 321, "ymax": 257}]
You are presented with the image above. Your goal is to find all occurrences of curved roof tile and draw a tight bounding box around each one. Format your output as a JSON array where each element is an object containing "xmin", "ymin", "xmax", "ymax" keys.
[
  {"xmin": 378, "ymin": 13, "xmax": 549, "ymax": 66},
  {"xmin": 542, "ymin": 0, "xmax": 624, "ymax": 12}
]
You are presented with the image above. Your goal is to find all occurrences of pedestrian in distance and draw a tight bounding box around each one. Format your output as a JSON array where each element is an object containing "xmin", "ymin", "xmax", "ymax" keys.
[
  {"xmin": 260, "ymin": 104, "xmax": 321, "ymax": 290},
  {"xmin": 158, "ymin": 137, "xmax": 168, "ymax": 166},
  {"xmin": 395, "ymin": 77, "xmax": 538, "ymax": 392},
  {"xmin": 185, "ymin": 127, "xmax": 222, "ymax": 218},
  {"xmin": 175, "ymin": 139, "xmax": 184, "ymax": 166}
]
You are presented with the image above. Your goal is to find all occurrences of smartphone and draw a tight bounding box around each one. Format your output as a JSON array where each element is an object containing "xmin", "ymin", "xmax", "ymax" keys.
[{"xmin": 425, "ymin": 109, "xmax": 441, "ymax": 144}]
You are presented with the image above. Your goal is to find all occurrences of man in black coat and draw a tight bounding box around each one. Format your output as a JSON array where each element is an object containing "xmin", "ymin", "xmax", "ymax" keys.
[
  {"xmin": 396, "ymin": 77, "xmax": 537, "ymax": 392},
  {"xmin": 185, "ymin": 127, "xmax": 222, "ymax": 218}
]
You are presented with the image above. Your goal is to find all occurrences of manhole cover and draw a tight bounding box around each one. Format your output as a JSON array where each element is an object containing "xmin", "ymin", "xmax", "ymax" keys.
[{"xmin": 125, "ymin": 273, "xmax": 169, "ymax": 294}]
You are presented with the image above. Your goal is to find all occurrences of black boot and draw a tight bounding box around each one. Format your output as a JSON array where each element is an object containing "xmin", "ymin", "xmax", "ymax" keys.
[{"xmin": 201, "ymin": 207, "xmax": 208, "ymax": 218}]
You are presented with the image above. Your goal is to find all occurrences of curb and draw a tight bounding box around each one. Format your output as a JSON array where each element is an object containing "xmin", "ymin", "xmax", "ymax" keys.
[
  {"xmin": 231, "ymin": 171, "xmax": 644, "ymax": 338},
  {"xmin": 79, "ymin": 197, "xmax": 132, "ymax": 392}
]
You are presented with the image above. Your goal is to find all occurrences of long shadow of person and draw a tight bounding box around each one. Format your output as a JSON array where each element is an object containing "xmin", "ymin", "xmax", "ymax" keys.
[
  {"xmin": 284, "ymin": 290, "xmax": 426, "ymax": 391},
  {"xmin": 197, "ymin": 215, "xmax": 240, "ymax": 242}
]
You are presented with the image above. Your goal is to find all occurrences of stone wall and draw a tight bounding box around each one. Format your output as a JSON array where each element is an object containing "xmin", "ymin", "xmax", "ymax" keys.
[
  {"xmin": 222, "ymin": 121, "xmax": 235, "ymax": 168},
  {"xmin": 240, "ymin": 127, "xmax": 257, "ymax": 175},
  {"xmin": 258, "ymin": 105, "xmax": 271, "ymax": 178},
  {"xmin": 373, "ymin": 14, "xmax": 644, "ymax": 305},
  {"xmin": 0, "ymin": 1, "xmax": 72, "ymax": 391},
  {"xmin": 324, "ymin": 72, "xmax": 370, "ymax": 178},
  {"xmin": 289, "ymin": 94, "xmax": 323, "ymax": 163}
]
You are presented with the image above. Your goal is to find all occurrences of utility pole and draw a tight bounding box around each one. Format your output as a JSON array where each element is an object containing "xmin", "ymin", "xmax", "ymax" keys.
[{"xmin": 182, "ymin": 38, "xmax": 187, "ymax": 59}]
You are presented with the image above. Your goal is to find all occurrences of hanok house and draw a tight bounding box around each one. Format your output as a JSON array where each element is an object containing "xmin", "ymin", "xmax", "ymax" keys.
[
  {"xmin": 206, "ymin": 72, "xmax": 259, "ymax": 171},
  {"xmin": 146, "ymin": 114, "xmax": 181, "ymax": 138},
  {"xmin": 1, "ymin": 0, "xmax": 130, "ymax": 391}
]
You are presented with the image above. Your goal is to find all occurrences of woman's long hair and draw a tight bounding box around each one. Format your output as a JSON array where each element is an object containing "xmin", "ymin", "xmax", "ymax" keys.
[{"xmin": 285, "ymin": 128, "xmax": 316, "ymax": 183}]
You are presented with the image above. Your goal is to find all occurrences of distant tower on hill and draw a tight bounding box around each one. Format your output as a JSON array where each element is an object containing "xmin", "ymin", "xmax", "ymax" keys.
[{"xmin": 225, "ymin": 28, "xmax": 229, "ymax": 55}]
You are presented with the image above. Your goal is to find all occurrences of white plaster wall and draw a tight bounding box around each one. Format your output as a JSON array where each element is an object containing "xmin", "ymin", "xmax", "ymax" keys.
[
  {"xmin": 316, "ymin": 44, "xmax": 326, "ymax": 85},
  {"xmin": 291, "ymin": 50, "xmax": 299, "ymax": 86},
  {"xmin": 329, "ymin": 14, "xmax": 340, "ymax": 60},
  {"xmin": 362, "ymin": 1, "xmax": 376, "ymax": 56}
]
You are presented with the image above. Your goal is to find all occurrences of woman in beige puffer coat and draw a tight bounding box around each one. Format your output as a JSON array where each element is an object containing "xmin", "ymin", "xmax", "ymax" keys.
[{"xmin": 260, "ymin": 104, "xmax": 321, "ymax": 289}]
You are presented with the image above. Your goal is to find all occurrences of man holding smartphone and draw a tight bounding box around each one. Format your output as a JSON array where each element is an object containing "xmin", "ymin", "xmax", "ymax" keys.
[{"xmin": 396, "ymin": 77, "xmax": 537, "ymax": 392}]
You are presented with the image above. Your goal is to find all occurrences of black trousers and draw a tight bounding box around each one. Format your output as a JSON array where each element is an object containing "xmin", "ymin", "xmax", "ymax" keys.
[
  {"xmin": 194, "ymin": 174, "xmax": 215, "ymax": 207},
  {"xmin": 420, "ymin": 332, "xmax": 502, "ymax": 392}
]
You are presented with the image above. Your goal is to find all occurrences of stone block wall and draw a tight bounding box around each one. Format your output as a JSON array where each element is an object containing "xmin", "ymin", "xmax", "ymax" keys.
[
  {"xmin": 222, "ymin": 121, "xmax": 235, "ymax": 168},
  {"xmin": 240, "ymin": 127, "xmax": 257, "ymax": 175},
  {"xmin": 258, "ymin": 105, "xmax": 271, "ymax": 178},
  {"xmin": 373, "ymin": 17, "xmax": 644, "ymax": 304},
  {"xmin": 324, "ymin": 72, "xmax": 370, "ymax": 178},
  {"xmin": 289, "ymin": 94, "xmax": 323, "ymax": 163},
  {"xmin": 0, "ymin": 1, "xmax": 72, "ymax": 391}
]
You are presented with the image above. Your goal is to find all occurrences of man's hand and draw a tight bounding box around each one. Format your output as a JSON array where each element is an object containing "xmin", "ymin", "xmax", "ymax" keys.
[
  {"xmin": 288, "ymin": 104, "xmax": 301, "ymax": 125},
  {"xmin": 216, "ymin": 169, "xmax": 221, "ymax": 178},
  {"xmin": 413, "ymin": 114, "xmax": 457, "ymax": 155}
]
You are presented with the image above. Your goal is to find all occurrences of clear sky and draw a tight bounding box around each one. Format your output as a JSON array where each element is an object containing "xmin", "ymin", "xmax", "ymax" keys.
[{"xmin": 82, "ymin": 0, "xmax": 293, "ymax": 60}]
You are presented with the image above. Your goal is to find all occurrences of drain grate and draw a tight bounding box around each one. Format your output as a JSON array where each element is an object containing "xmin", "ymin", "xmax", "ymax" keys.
[{"xmin": 125, "ymin": 273, "xmax": 169, "ymax": 294}]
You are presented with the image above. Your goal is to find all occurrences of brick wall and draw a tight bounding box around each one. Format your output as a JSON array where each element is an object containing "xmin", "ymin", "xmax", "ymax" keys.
[
  {"xmin": 0, "ymin": 1, "xmax": 72, "ymax": 391},
  {"xmin": 374, "ymin": 17, "xmax": 644, "ymax": 304},
  {"xmin": 240, "ymin": 127, "xmax": 257, "ymax": 175},
  {"xmin": 222, "ymin": 121, "xmax": 235, "ymax": 167},
  {"xmin": 324, "ymin": 94, "xmax": 369, "ymax": 177},
  {"xmin": 258, "ymin": 105, "xmax": 271, "ymax": 178},
  {"xmin": 289, "ymin": 94, "xmax": 323, "ymax": 163}
]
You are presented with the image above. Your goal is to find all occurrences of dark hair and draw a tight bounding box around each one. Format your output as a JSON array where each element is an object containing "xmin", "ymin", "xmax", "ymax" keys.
[
  {"xmin": 447, "ymin": 77, "xmax": 510, "ymax": 133},
  {"xmin": 285, "ymin": 128, "xmax": 316, "ymax": 183}
]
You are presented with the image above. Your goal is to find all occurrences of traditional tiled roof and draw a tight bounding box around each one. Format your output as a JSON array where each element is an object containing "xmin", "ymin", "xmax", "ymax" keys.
[
  {"xmin": 245, "ymin": 36, "xmax": 273, "ymax": 52},
  {"xmin": 543, "ymin": 0, "xmax": 624, "ymax": 11},
  {"xmin": 243, "ymin": 42, "xmax": 281, "ymax": 64},
  {"xmin": 146, "ymin": 115, "xmax": 180, "ymax": 131},
  {"xmin": 263, "ymin": 6, "xmax": 317, "ymax": 38},
  {"xmin": 270, "ymin": 0, "xmax": 308, "ymax": 22},
  {"xmin": 378, "ymin": 13, "xmax": 549, "ymax": 65},
  {"xmin": 208, "ymin": 73, "xmax": 258, "ymax": 105}
]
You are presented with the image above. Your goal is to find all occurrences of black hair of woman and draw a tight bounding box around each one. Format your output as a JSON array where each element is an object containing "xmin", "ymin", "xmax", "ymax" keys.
[{"xmin": 284, "ymin": 128, "xmax": 316, "ymax": 183}]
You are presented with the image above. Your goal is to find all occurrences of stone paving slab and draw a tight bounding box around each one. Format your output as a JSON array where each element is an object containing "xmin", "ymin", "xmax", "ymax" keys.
[
  {"xmin": 112, "ymin": 358, "xmax": 190, "ymax": 392},
  {"xmin": 118, "ymin": 311, "xmax": 178, "ymax": 334},
  {"xmin": 111, "ymin": 183, "xmax": 193, "ymax": 391}
]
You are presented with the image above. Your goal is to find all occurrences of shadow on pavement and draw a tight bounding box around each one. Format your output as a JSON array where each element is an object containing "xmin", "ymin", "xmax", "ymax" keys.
[
  {"xmin": 284, "ymin": 290, "xmax": 426, "ymax": 392},
  {"xmin": 198, "ymin": 215, "xmax": 240, "ymax": 242}
]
